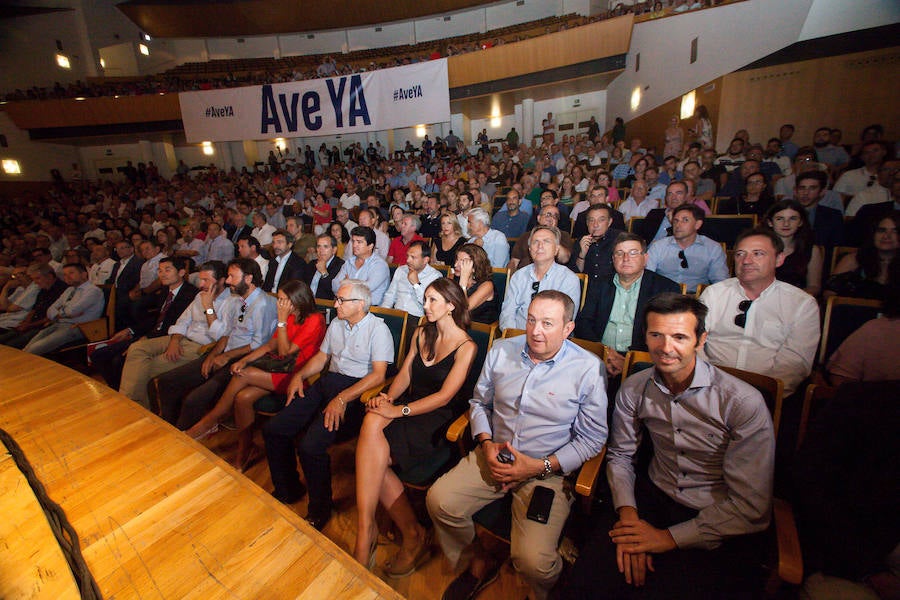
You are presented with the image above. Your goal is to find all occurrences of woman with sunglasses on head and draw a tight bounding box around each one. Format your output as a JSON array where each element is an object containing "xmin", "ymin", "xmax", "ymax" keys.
[
  {"xmin": 352, "ymin": 278, "xmax": 476, "ymax": 573},
  {"xmin": 185, "ymin": 280, "xmax": 325, "ymax": 471}
]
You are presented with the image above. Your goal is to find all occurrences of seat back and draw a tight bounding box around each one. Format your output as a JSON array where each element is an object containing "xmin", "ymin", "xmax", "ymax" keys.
[
  {"xmin": 797, "ymin": 383, "xmax": 837, "ymax": 450},
  {"xmin": 432, "ymin": 263, "xmax": 452, "ymax": 277},
  {"xmin": 491, "ymin": 267, "xmax": 510, "ymax": 306},
  {"xmin": 77, "ymin": 284, "xmax": 115, "ymax": 343},
  {"xmin": 817, "ymin": 295, "xmax": 882, "ymax": 365},
  {"xmin": 829, "ymin": 246, "xmax": 857, "ymax": 276},
  {"xmin": 698, "ymin": 215, "xmax": 757, "ymax": 248},
  {"xmin": 501, "ymin": 327, "xmax": 525, "ymax": 339},
  {"xmin": 457, "ymin": 321, "xmax": 498, "ymax": 412},
  {"xmin": 718, "ymin": 366, "xmax": 785, "ymax": 437},
  {"xmin": 622, "ymin": 350, "xmax": 653, "ymax": 379},
  {"xmin": 575, "ymin": 272, "xmax": 588, "ymax": 312},
  {"xmin": 570, "ymin": 336, "xmax": 607, "ymax": 363},
  {"xmin": 315, "ymin": 298, "xmax": 337, "ymax": 325},
  {"xmin": 369, "ymin": 305, "xmax": 410, "ymax": 366}
]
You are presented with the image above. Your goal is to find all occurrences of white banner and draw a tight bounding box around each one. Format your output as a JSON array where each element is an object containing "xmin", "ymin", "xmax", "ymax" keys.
[{"xmin": 179, "ymin": 59, "xmax": 450, "ymax": 143}]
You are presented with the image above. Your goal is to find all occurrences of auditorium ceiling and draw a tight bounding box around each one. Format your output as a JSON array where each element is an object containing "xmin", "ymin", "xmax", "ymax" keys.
[{"xmin": 117, "ymin": 0, "xmax": 499, "ymax": 38}]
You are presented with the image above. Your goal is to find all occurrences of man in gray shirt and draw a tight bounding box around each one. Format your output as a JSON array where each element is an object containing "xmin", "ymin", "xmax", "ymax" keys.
[{"xmin": 565, "ymin": 293, "xmax": 775, "ymax": 599}]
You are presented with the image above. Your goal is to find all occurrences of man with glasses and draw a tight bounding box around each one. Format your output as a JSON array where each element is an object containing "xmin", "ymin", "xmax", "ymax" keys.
[
  {"xmin": 576, "ymin": 205, "xmax": 625, "ymax": 284},
  {"xmin": 263, "ymin": 280, "xmax": 393, "ymax": 529},
  {"xmin": 508, "ymin": 205, "xmax": 574, "ymax": 271},
  {"xmin": 500, "ymin": 226, "xmax": 580, "ymax": 331},
  {"xmin": 646, "ymin": 204, "xmax": 728, "ymax": 294},
  {"xmin": 155, "ymin": 258, "xmax": 277, "ymax": 430},
  {"xmin": 699, "ymin": 228, "xmax": 819, "ymax": 396},
  {"xmin": 575, "ymin": 233, "xmax": 680, "ymax": 378}
]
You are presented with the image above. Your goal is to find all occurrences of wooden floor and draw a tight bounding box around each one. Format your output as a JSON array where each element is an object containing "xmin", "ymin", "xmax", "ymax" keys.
[
  {"xmin": 0, "ymin": 348, "xmax": 403, "ymax": 600},
  {"xmin": 199, "ymin": 429, "xmax": 533, "ymax": 600},
  {"xmin": 0, "ymin": 347, "xmax": 533, "ymax": 600}
]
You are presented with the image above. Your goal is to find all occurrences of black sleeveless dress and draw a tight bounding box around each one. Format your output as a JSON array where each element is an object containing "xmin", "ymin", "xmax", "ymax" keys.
[
  {"xmin": 384, "ymin": 338, "xmax": 469, "ymax": 473},
  {"xmin": 467, "ymin": 280, "xmax": 498, "ymax": 324}
]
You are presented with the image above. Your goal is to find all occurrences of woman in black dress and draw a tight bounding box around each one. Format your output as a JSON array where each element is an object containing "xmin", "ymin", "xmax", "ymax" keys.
[
  {"xmin": 764, "ymin": 199, "xmax": 823, "ymax": 296},
  {"xmin": 353, "ymin": 279, "xmax": 476, "ymax": 572},
  {"xmin": 432, "ymin": 213, "xmax": 465, "ymax": 266}
]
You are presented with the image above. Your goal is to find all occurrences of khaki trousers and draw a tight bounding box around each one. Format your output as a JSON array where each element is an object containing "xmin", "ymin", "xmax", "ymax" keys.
[
  {"xmin": 119, "ymin": 336, "xmax": 204, "ymax": 408},
  {"xmin": 426, "ymin": 446, "xmax": 573, "ymax": 600}
]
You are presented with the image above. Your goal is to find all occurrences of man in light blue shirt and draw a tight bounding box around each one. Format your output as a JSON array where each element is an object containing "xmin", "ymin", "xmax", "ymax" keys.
[
  {"xmin": 156, "ymin": 258, "xmax": 276, "ymax": 430},
  {"xmin": 428, "ymin": 291, "xmax": 607, "ymax": 600},
  {"xmin": 491, "ymin": 189, "xmax": 531, "ymax": 239},
  {"xmin": 265, "ymin": 280, "xmax": 394, "ymax": 528},
  {"xmin": 380, "ymin": 240, "xmax": 442, "ymax": 316},
  {"xmin": 467, "ymin": 208, "xmax": 510, "ymax": 269},
  {"xmin": 500, "ymin": 226, "xmax": 581, "ymax": 331},
  {"xmin": 646, "ymin": 204, "xmax": 728, "ymax": 293},
  {"xmin": 23, "ymin": 262, "xmax": 104, "ymax": 355},
  {"xmin": 332, "ymin": 226, "xmax": 390, "ymax": 305},
  {"xmin": 205, "ymin": 222, "xmax": 236, "ymax": 264}
]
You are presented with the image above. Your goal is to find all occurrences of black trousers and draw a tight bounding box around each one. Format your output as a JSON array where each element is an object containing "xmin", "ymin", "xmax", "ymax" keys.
[
  {"xmin": 563, "ymin": 476, "xmax": 765, "ymax": 600},
  {"xmin": 262, "ymin": 372, "xmax": 363, "ymax": 514},
  {"xmin": 154, "ymin": 353, "xmax": 231, "ymax": 429}
]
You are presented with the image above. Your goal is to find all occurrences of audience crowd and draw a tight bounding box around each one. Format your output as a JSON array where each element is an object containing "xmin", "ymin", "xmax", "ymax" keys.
[{"xmin": 1, "ymin": 114, "xmax": 897, "ymax": 600}]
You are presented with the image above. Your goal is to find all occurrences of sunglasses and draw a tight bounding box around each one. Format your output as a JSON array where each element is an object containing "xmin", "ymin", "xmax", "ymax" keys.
[
  {"xmin": 734, "ymin": 300, "xmax": 753, "ymax": 328},
  {"xmin": 678, "ymin": 249, "xmax": 689, "ymax": 269},
  {"xmin": 238, "ymin": 303, "xmax": 247, "ymax": 323},
  {"xmin": 531, "ymin": 280, "xmax": 540, "ymax": 299}
]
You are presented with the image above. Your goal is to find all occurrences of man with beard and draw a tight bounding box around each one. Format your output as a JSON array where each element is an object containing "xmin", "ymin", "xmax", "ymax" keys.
[{"xmin": 154, "ymin": 258, "xmax": 276, "ymax": 430}]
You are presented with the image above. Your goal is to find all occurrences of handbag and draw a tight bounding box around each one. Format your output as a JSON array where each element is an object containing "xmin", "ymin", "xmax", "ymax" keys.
[{"xmin": 248, "ymin": 351, "xmax": 298, "ymax": 373}]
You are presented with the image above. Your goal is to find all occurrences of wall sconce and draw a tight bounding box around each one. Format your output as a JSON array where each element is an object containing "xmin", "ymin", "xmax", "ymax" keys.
[
  {"xmin": 2, "ymin": 159, "xmax": 22, "ymax": 175},
  {"xmin": 202, "ymin": 142, "xmax": 214, "ymax": 156}
]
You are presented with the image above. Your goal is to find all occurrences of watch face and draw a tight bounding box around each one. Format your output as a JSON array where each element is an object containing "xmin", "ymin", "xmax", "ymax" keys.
[
  {"xmin": 401, "ymin": 405, "xmax": 411, "ymax": 416},
  {"xmin": 205, "ymin": 308, "xmax": 214, "ymax": 314}
]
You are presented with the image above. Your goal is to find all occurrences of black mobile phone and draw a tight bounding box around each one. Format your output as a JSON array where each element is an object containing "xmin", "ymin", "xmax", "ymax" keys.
[
  {"xmin": 497, "ymin": 449, "xmax": 515, "ymax": 464},
  {"xmin": 527, "ymin": 485, "xmax": 555, "ymax": 524}
]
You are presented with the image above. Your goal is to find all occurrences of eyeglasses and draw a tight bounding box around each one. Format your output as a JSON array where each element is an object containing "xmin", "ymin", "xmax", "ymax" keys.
[
  {"xmin": 734, "ymin": 300, "xmax": 753, "ymax": 328},
  {"xmin": 335, "ymin": 296, "xmax": 362, "ymax": 305},
  {"xmin": 866, "ymin": 175, "xmax": 877, "ymax": 188},
  {"xmin": 531, "ymin": 281, "xmax": 540, "ymax": 299},
  {"xmin": 614, "ymin": 249, "xmax": 643, "ymax": 258},
  {"xmin": 678, "ymin": 249, "xmax": 689, "ymax": 269},
  {"xmin": 238, "ymin": 303, "xmax": 246, "ymax": 323}
]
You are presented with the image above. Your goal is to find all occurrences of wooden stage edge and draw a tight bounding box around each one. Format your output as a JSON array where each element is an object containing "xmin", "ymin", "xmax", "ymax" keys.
[{"xmin": 0, "ymin": 347, "xmax": 403, "ymax": 600}]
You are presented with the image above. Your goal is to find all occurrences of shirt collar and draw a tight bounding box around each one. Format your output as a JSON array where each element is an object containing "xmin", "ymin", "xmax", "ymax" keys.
[
  {"xmin": 520, "ymin": 337, "xmax": 569, "ymax": 366},
  {"xmin": 614, "ymin": 272, "xmax": 643, "ymax": 291}
]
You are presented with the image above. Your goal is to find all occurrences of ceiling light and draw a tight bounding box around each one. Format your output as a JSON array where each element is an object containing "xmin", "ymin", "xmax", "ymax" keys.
[{"xmin": 2, "ymin": 159, "xmax": 22, "ymax": 175}]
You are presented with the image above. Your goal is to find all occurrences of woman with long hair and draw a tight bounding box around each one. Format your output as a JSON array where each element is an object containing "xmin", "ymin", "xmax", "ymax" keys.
[
  {"xmin": 452, "ymin": 243, "xmax": 497, "ymax": 323},
  {"xmin": 721, "ymin": 172, "xmax": 773, "ymax": 217},
  {"xmin": 827, "ymin": 212, "xmax": 899, "ymax": 299},
  {"xmin": 185, "ymin": 280, "xmax": 326, "ymax": 470},
  {"xmin": 596, "ymin": 171, "xmax": 620, "ymax": 205},
  {"xmin": 689, "ymin": 104, "xmax": 714, "ymax": 149},
  {"xmin": 328, "ymin": 221, "xmax": 350, "ymax": 258},
  {"xmin": 433, "ymin": 213, "xmax": 465, "ymax": 266},
  {"xmin": 663, "ymin": 114, "xmax": 685, "ymax": 159},
  {"xmin": 353, "ymin": 279, "xmax": 476, "ymax": 572},
  {"xmin": 764, "ymin": 200, "xmax": 824, "ymax": 297}
]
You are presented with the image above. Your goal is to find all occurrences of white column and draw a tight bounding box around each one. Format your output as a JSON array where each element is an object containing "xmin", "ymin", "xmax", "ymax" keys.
[
  {"xmin": 522, "ymin": 98, "xmax": 535, "ymax": 147},
  {"xmin": 138, "ymin": 140, "xmax": 153, "ymax": 164}
]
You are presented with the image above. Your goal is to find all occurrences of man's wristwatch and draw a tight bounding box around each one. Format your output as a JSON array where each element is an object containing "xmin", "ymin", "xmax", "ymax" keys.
[
  {"xmin": 401, "ymin": 405, "xmax": 411, "ymax": 417},
  {"xmin": 205, "ymin": 307, "xmax": 215, "ymax": 315},
  {"xmin": 537, "ymin": 457, "xmax": 553, "ymax": 480}
]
